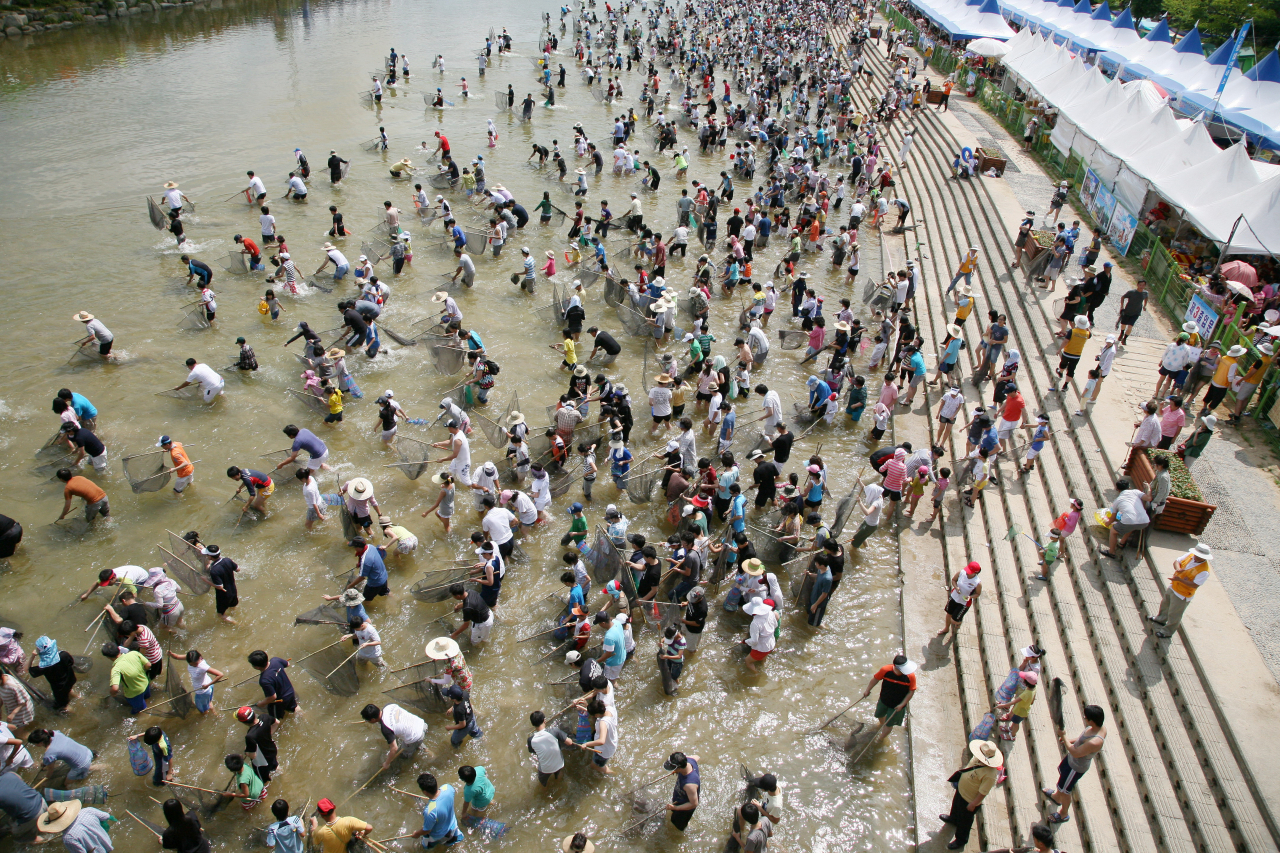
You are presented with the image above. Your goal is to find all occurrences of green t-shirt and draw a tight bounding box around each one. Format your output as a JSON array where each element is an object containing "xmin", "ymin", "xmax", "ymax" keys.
[
  {"xmin": 1042, "ymin": 541, "xmax": 1060, "ymax": 564},
  {"xmin": 463, "ymin": 766, "xmax": 495, "ymax": 807},
  {"xmin": 237, "ymin": 764, "xmax": 264, "ymax": 803},
  {"xmin": 570, "ymin": 515, "xmax": 588, "ymax": 544},
  {"xmin": 110, "ymin": 650, "xmax": 151, "ymax": 698}
]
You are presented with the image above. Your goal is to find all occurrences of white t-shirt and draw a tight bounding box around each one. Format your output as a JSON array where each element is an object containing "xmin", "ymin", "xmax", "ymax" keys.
[
  {"xmin": 451, "ymin": 433, "xmax": 472, "ymax": 475},
  {"xmin": 529, "ymin": 729, "xmax": 565, "ymax": 773},
  {"xmin": 326, "ymin": 248, "xmax": 349, "ymax": 268},
  {"xmin": 482, "ymin": 507, "xmax": 516, "ymax": 545},
  {"xmin": 597, "ymin": 706, "xmax": 619, "ymax": 759},
  {"xmin": 530, "ymin": 475, "xmax": 551, "ymax": 509},
  {"xmin": 165, "ymin": 189, "xmax": 183, "ymax": 210},
  {"xmin": 381, "ymin": 703, "xmax": 426, "ymax": 744},
  {"xmin": 113, "ymin": 565, "xmax": 151, "ymax": 586},
  {"xmin": 186, "ymin": 363, "xmax": 223, "ymax": 392},
  {"xmin": 473, "ymin": 467, "xmax": 500, "ymax": 497},
  {"xmin": 187, "ymin": 659, "xmax": 213, "ymax": 691},
  {"xmin": 86, "ymin": 318, "xmax": 113, "ymax": 343},
  {"xmin": 302, "ymin": 477, "xmax": 322, "ymax": 509},
  {"xmin": 511, "ymin": 491, "xmax": 538, "ymax": 524},
  {"xmin": 763, "ymin": 391, "xmax": 783, "ymax": 426},
  {"xmin": 649, "ymin": 386, "xmax": 673, "ymax": 416},
  {"xmin": 248, "ymin": 176, "xmax": 267, "ymax": 197},
  {"xmin": 289, "ymin": 176, "xmax": 307, "ymax": 195},
  {"xmin": 939, "ymin": 390, "xmax": 966, "ymax": 419},
  {"xmin": 259, "ymin": 213, "xmax": 275, "ymax": 235}
]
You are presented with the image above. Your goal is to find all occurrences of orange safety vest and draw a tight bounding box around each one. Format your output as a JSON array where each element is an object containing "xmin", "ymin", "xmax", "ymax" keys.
[
  {"xmin": 1211, "ymin": 354, "xmax": 1238, "ymax": 387},
  {"xmin": 1170, "ymin": 554, "xmax": 1209, "ymax": 599}
]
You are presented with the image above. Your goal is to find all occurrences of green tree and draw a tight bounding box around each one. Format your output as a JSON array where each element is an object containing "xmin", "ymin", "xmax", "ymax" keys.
[{"xmin": 1162, "ymin": 0, "xmax": 1280, "ymax": 53}]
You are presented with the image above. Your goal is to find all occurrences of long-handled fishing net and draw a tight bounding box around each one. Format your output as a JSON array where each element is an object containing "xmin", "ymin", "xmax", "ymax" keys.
[
  {"xmin": 177, "ymin": 303, "xmax": 211, "ymax": 332},
  {"xmin": 428, "ymin": 172, "xmax": 458, "ymax": 190},
  {"xmin": 409, "ymin": 567, "xmax": 476, "ymax": 603},
  {"xmin": 382, "ymin": 660, "xmax": 449, "ymax": 715},
  {"xmin": 216, "ymin": 252, "xmax": 249, "ymax": 275},
  {"xmin": 158, "ymin": 539, "xmax": 213, "ymax": 596},
  {"xmin": 602, "ymin": 275, "xmax": 625, "ymax": 307},
  {"xmin": 550, "ymin": 469, "xmax": 582, "ymax": 499},
  {"xmin": 473, "ymin": 413, "xmax": 508, "ymax": 449},
  {"xmin": 547, "ymin": 204, "xmax": 569, "ymax": 226},
  {"xmin": 302, "ymin": 636, "xmax": 361, "ymax": 697},
  {"xmin": 828, "ymin": 488, "xmax": 858, "ymax": 539},
  {"xmin": 494, "ymin": 91, "xmax": 508, "ymax": 109},
  {"xmin": 750, "ymin": 524, "xmax": 792, "ymax": 566},
  {"xmin": 294, "ymin": 603, "xmax": 346, "ymax": 627},
  {"xmin": 534, "ymin": 283, "xmax": 571, "ymax": 326},
  {"xmin": 430, "ymin": 344, "xmax": 468, "ymax": 375},
  {"xmin": 146, "ymin": 197, "xmax": 167, "ymax": 230},
  {"xmin": 777, "ymin": 329, "xmax": 807, "ymax": 350},
  {"xmin": 362, "ymin": 237, "xmax": 391, "ymax": 265},
  {"xmin": 623, "ymin": 460, "xmax": 661, "ymax": 504},
  {"xmin": 121, "ymin": 450, "xmax": 171, "ymax": 494},
  {"xmin": 583, "ymin": 528, "xmax": 623, "ymax": 585},
  {"xmin": 615, "ymin": 302, "xmax": 649, "ymax": 337},
  {"xmin": 145, "ymin": 647, "xmax": 194, "ymax": 719},
  {"xmin": 461, "ymin": 229, "xmax": 489, "ymax": 252},
  {"xmin": 791, "ymin": 401, "xmax": 818, "ymax": 425},
  {"xmin": 287, "ymin": 389, "xmax": 330, "ymax": 417},
  {"xmin": 386, "ymin": 436, "xmax": 434, "ymax": 481},
  {"xmin": 379, "ymin": 325, "xmax": 418, "ymax": 347}
]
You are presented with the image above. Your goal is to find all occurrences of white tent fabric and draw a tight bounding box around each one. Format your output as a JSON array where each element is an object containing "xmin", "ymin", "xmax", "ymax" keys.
[
  {"xmin": 1125, "ymin": 121, "xmax": 1227, "ymax": 187},
  {"xmin": 1183, "ymin": 174, "xmax": 1280, "ymax": 252},
  {"xmin": 1160, "ymin": 143, "xmax": 1275, "ymax": 212},
  {"xmin": 1101, "ymin": 103, "xmax": 1186, "ymax": 162},
  {"xmin": 967, "ymin": 38, "xmax": 1011, "ymax": 57}
]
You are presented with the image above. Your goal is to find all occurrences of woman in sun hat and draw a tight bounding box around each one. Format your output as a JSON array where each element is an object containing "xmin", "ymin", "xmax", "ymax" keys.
[
  {"xmin": 39, "ymin": 799, "xmax": 116, "ymax": 850},
  {"xmin": 939, "ymin": 739, "xmax": 1004, "ymax": 849},
  {"xmin": 420, "ymin": 472, "xmax": 455, "ymax": 534}
]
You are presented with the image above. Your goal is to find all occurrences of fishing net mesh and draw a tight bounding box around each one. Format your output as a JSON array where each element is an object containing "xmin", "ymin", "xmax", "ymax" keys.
[
  {"xmin": 379, "ymin": 325, "xmax": 415, "ymax": 347},
  {"xmin": 431, "ymin": 344, "xmax": 468, "ymax": 375},
  {"xmin": 362, "ymin": 238, "xmax": 391, "ymax": 265},
  {"xmin": 474, "ymin": 413, "xmax": 507, "ymax": 449},
  {"xmin": 177, "ymin": 304, "xmax": 210, "ymax": 331},
  {"xmin": 147, "ymin": 649, "xmax": 194, "ymax": 719},
  {"xmin": 829, "ymin": 491, "xmax": 857, "ymax": 538},
  {"xmin": 303, "ymin": 638, "xmax": 360, "ymax": 697},
  {"xmin": 603, "ymin": 276, "xmax": 625, "ymax": 308},
  {"xmin": 218, "ymin": 252, "xmax": 249, "ymax": 275},
  {"xmin": 339, "ymin": 506, "xmax": 360, "ymax": 540},
  {"xmin": 623, "ymin": 461, "xmax": 660, "ymax": 503},
  {"xmin": 428, "ymin": 173, "xmax": 456, "ymax": 189},
  {"xmin": 494, "ymin": 91, "xmax": 507, "ymax": 109},
  {"xmin": 550, "ymin": 470, "xmax": 581, "ymax": 499},
  {"xmin": 584, "ymin": 529, "xmax": 622, "ymax": 585},
  {"xmin": 294, "ymin": 603, "xmax": 346, "ymax": 627},
  {"xmin": 390, "ymin": 437, "xmax": 433, "ymax": 481},
  {"xmin": 122, "ymin": 452, "xmax": 170, "ymax": 493},
  {"xmin": 288, "ymin": 389, "xmax": 330, "ymax": 417},
  {"xmin": 462, "ymin": 229, "xmax": 488, "ymax": 252},
  {"xmin": 410, "ymin": 567, "xmax": 475, "ymax": 603},
  {"xmin": 147, "ymin": 197, "xmax": 166, "ymax": 230},
  {"xmin": 160, "ymin": 542, "xmax": 213, "ymax": 596},
  {"xmin": 548, "ymin": 205, "xmax": 568, "ymax": 226},
  {"xmin": 442, "ymin": 382, "xmax": 475, "ymax": 411},
  {"xmin": 792, "ymin": 401, "xmax": 817, "ymax": 424},
  {"xmin": 615, "ymin": 303, "xmax": 648, "ymax": 337},
  {"xmin": 383, "ymin": 675, "xmax": 449, "ymax": 716},
  {"xmin": 777, "ymin": 329, "xmax": 807, "ymax": 350}
]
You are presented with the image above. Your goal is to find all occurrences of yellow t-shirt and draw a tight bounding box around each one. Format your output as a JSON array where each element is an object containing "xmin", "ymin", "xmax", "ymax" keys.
[
  {"xmin": 958, "ymin": 252, "xmax": 978, "ymax": 274},
  {"xmin": 328, "ymin": 390, "xmax": 344, "ymax": 414},
  {"xmin": 313, "ymin": 817, "xmax": 371, "ymax": 853},
  {"xmin": 1010, "ymin": 683, "xmax": 1037, "ymax": 717},
  {"xmin": 955, "ymin": 297, "xmax": 974, "ymax": 320},
  {"xmin": 1063, "ymin": 328, "xmax": 1091, "ymax": 356},
  {"xmin": 563, "ymin": 339, "xmax": 577, "ymax": 365}
]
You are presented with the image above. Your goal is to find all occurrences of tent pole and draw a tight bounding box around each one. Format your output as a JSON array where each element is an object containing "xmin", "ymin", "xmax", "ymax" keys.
[{"xmin": 1212, "ymin": 214, "xmax": 1243, "ymax": 275}]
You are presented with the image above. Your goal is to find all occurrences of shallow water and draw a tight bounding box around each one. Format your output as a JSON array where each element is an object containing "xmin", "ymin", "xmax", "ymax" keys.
[{"xmin": 0, "ymin": 2, "xmax": 910, "ymax": 849}]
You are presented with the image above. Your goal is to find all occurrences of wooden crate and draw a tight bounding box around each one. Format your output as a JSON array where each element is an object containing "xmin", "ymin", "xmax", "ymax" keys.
[
  {"xmin": 925, "ymin": 89, "xmax": 944, "ymax": 105},
  {"xmin": 975, "ymin": 147, "xmax": 1007, "ymax": 177}
]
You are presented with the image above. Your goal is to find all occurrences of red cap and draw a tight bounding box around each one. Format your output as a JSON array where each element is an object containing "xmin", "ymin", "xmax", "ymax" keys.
[
  {"xmin": 762, "ymin": 598, "xmax": 776, "ymax": 608},
  {"xmin": 235, "ymin": 706, "xmax": 256, "ymax": 724},
  {"xmin": 317, "ymin": 798, "xmax": 336, "ymax": 814},
  {"xmin": 964, "ymin": 561, "xmax": 982, "ymax": 575}
]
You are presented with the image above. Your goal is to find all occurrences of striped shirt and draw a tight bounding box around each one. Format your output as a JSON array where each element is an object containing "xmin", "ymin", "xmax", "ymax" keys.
[
  {"xmin": 879, "ymin": 456, "xmax": 907, "ymax": 492},
  {"xmin": 134, "ymin": 625, "xmax": 163, "ymax": 664}
]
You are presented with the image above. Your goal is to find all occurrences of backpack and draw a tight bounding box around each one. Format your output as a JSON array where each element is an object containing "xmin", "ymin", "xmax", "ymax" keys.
[{"xmin": 486, "ymin": 360, "xmax": 501, "ymax": 375}]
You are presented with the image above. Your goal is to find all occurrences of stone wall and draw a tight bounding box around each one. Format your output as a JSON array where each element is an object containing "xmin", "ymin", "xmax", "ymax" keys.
[{"xmin": 1, "ymin": 0, "xmax": 209, "ymax": 38}]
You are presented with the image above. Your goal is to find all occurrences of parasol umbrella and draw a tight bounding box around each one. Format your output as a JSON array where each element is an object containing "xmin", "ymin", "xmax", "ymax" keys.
[
  {"xmin": 965, "ymin": 38, "xmax": 1009, "ymax": 58},
  {"xmin": 1220, "ymin": 260, "xmax": 1257, "ymax": 290},
  {"xmin": 1224, "ymin": 279, "xmax": 1254, "ymax": 300}
]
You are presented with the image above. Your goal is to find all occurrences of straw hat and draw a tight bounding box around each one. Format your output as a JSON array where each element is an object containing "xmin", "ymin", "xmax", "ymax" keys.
[
  {"xmin": 348, "ymin": 478, "xmax": 374, "ymax": 500},
  {"xmin": 323, "ymin": 242, "xmax": 335, "ymax": 250},
  {"xmin": 546, "ymin": 250, "xmax": 556, "ymax": 258},
  {"xmin": 73, "ymin": 312, "xmax": 94, "ymax": 323},
  {"xmin": 946, "ymin": 323, "xmax": 963, "ymax": 339},
  {"xmin": 561, "ymin": 835, "xmax": 596, "ymax": 853},
  {"xmin": 652, "ymin": 297, "xmax": 674, "ymax": 312},
  {"xmin": 969, "ymin": 739, "xmax": 1004, "ymax": 768},
  {"xmin": 37, "ymin": 801, "xmax": 82, "ymax": 833},
  {"xmin": 835, "ymin": 321, "xmax": 851, "ymax": 332},
  {"xmin": 655, "ymin": 374, "xmax": 673, "ymax": 385},
  {"xmin": 957, "ymin": 285, "xmax": 978, "ymax": 298},
  {"xmin": 507, "ymin": 411, "xmax": 526, "ymax": 425},
  {"xmin": 425, "ymin": 636, "xmax": 461, "ymax": 660},
  {"xmin": 326, "ymin": 347, "xmax": 346, "ymax": 360},
  {"xmin": 431, "ymin": 291, "xmax": 450, "ymax": 303},
  {"xmin": 573, "ymin": 365, "xmax": 589, "ymax": 378},
  {"xmin": 430, "ymin": 471, "xmax": 450, "ymax": 484},
  {"xmin": 743, "ymin": 558, "xmax": 765, "ymax": 576},
  {"xmin": 576, "ymin": 167, "xmax": 586, "ymax": 174},
  {"xmin": 164, "ymin": 181, "xmax": 179, "ymax": 189}
]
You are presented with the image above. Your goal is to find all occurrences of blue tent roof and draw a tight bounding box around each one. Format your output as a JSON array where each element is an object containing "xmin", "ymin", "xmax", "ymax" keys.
[
  {"xmin": 1089, "ymin": 1, "xmax": 1112, "ymax": 22},
  {"xmin": 1142, "ymin": 17, "xmax": 1172, "ymax": 43},
  {"xmin": 1070, "ymin": 0, "xmax": 1090, "ymax": 13},
  {"xmin": 1110, "ymin": 8, "xmax": 1136, "ymax": 32},
  {"xmin": 1173, "ymin": 26, "xmax": 1204, "ymax": 57},
  {"xmin": 978, "ymin": 0, "xmax": 1001, "ymax": 14},
  {"xmin": 1245, "ymin": 49, "xmax": 1280, "ymax": 83},
  {"xmin": 1056, "ymin": 0, "xmax": 1075, "ymax": 10},
  {"xmin": 1204, "ymin": 34, "xmax": 1237, "ymax": 67}
]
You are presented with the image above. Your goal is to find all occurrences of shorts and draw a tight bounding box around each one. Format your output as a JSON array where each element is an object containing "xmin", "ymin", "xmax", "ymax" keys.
[
  {"xmin": 652, "ymin": 412, "xmax": 671, "ymax": 423},
  {"xmin": 98, "ymin": 340, "xmax": 114, "ymax": 355},
  {"xmin": 939, "ymin": 360, "xmax": 956, "ymax": 374},
  {"xmin": 89, "ymin": 451, "xmax": 109, "ymax": 472},
  {"xmin": 909, "ymin": 374, "xmax": 925, "ymax": 388},
  {"xmin": 381, "ymin": 427, "xmax": 398, "ymax": 442},
  {"xmin": 1111, "ymin": 520, "xmax": 1146, "ymax": 537},
  {"xmin": 1025, "ymin": 445, "xmax": 1044, "ymax": 460},
  {"xmin": 875, "ymin": 698, "xmax": 907, "ymax": 727},
  {"xmin": 466, "ymin": 788, "xmax": 494, "ymax": 810},
  {"xmin": 883, "ymin": 488, "xmax": 902, "ymax": 502},
  {"xmin": 160, "ymin": 602, "xmax": 185, "ymax": 627},
  {"xmin": 748, "ymin": 648, "xmax": 770, "ymax": 661},
  {"xmin": 1055, "ymin": 755, "xmax": 1087, "ymax": 793},
  {"xmin": 1158, "ymin": 365, "xmax": 1180, "ymax": 377},
  {"xmin": 173, "ymin": 474, "xmax": 193, "ymax": 493},
  {"xmin": 471, "ymin": 613, "xmax": 494, "ymax": 644},
  {"xmin": 268, "ymin": 696, "xmax": 298, "ymax": 722},
  {"xmin": 307, "ymin": 451, "xmax": 329, "ymax": 470},
  {"xmin": 939, "ymin": 415, "xmax": 956, "ymax": 424},
  {"xmin": 395, "ymin": 535, "xmax": 419, "ymax": 554},
  {"xmin": 1009, "ymin": 712, "xmax": 1027, "ymax": 724},
  {"xmin": 997, "ymin": 418, "xmax": 1019, "ymax": 439},
  {"xmin": 945, "ymin": 597, "xmax": 971, "ymax": 622},
  {"xmin": 325, "ymin": 411, "xmax": 344, "ymax": 423},
  {"xmin": 537, "ymin": 767, "xmax": 562, "ymax": 785},
  {"xmin": 193, "ymin": 685, "xmax": 214, "ymax": 713},
  {"xmin": 592, "ymin": 753, "xmax": 610, "ymax": 767},
  {"xmin": 81, "ymin": 494, "xmax": 110, "ymax": 522},
  {"xmin": 306, "ymin": 506, "xmax": 323, "ymax": 523},
  {"xmin": 603, "ymin": 663, "xmax": 623, "ymax": 680},
  {"xmin": 124, "ymin": 686, "xmax": 152, "ymax": 712},
  {"xmin": 362, "ymin": 582, "xmax": 390, "ymax": 601}
]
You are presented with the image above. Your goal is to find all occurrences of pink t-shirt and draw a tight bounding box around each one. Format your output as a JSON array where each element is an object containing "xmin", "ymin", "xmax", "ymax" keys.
[
  {"xmin": 808, "ymin": 327, "xmax": 826, "ymax": 350},
  {"xmin": 878, "ymin": 382, "xmax": 899, "ymax": 409},
  {"xmin": 1160, "ymin": 407, "xmax": 1186, "ymax": 438}
]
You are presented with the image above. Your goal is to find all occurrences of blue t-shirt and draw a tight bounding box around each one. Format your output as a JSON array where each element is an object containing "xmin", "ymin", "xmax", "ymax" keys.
[
  {"xmin": 941, "ymin": 338, "xmax": 962, "ymax": 366},
  {"xmin": 345, "ymin": 602, "xmax": 369, "ymax": 624},
  {"xmin": 291, "ymin": 428, "xmax": 327, "ymax": 459},
  {"xmin": 609, "ymin": 448, "xmax": 633, "ymax": 477},
  {"xmin": 1030, "ymin": 424, "xmax": 1049, "ymax": 451},
  {"xmin": 602, "ymin": 624, "xmax": 626, "ymax": 667},
  {"xmin": 421, "ymin": 785, "xmax": 458, "ymax": 842},
  {"xmin": 360, "ymin": 547, "xmax": 388, "ymax": 587},
  {"xmin": 71, "ymin": 393, "xmax": 98, "ymax": 419},
  {"xmin": 720, "ymin": 411, "xmax": 736, "ymax": 442},
  {"xmin": 729, "ymin": 495, "xmax": 747, "ymax": 533},
  {"xmin": 909, "ymin": 351, "xmax": 927, "ymax": 377},
  {"xmin": 568, "ymin": 585, "xmax": 586, "ymax": 610},
  {"xmin": 809, "ymin": 380, "xmax": 831, "ymax": 409}
]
